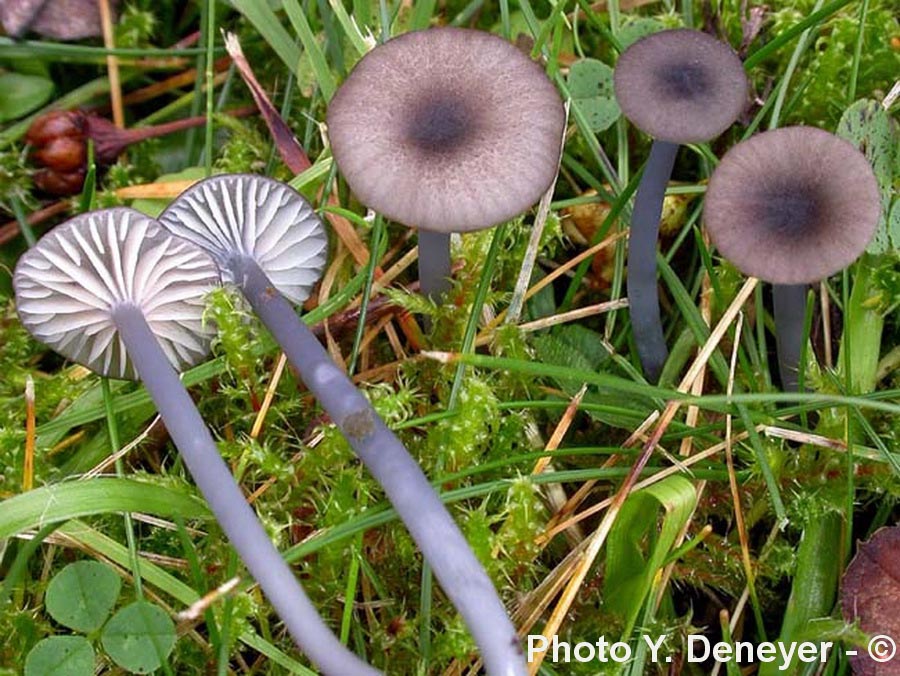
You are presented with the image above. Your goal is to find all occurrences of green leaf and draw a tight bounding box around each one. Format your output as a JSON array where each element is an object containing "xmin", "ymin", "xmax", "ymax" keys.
[
  {"xmin": 888, "ymin": 200, "xmax": 900, "ymax": 253},
  {"xmin": 101, "ymin": 601, "xmax": 176, "ymax": 674},
  {"xmin": 836, "ymin": 99, "xmax": 898, "ymax": 254},
  {"xmin": 0, "ymin": 72, "xmax": 54, "ymax": 122},
  {"xmin": 24, "ymin": 636, "xmax": 94, "ymax": 676},
  {"xmin": 759, "ymin": 512, "xmax": 843, "ymax": 676},
  {"xmin": 617, "ymin": 17, "xmax": 665, "ymax": 50},
  {"xmin": 567, "ymin": 58, "xmax": 620, "ymax": 133},
  {"xmin": 0, "ymin": 478, "xmax": 211, "ymax": 541},
  {"xmin": 603, "ymin": 475, "xmax": 697, "ymax": 636},
  {"xmin": 46, "ymin": 561, "xmax": 121, "ymax": 633},
  {"xmin": 282, "ymin": 0, "xmax": 337, "ymax": 101}
]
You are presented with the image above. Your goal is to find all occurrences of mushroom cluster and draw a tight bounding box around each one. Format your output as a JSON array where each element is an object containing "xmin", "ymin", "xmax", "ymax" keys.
[
  {"xmin": 13, "ymin": 208, "xmax": 378, "ymax": 675},
  {"xmin": 704, "ymin": 126, "xmax": 881, "ymax": 389},
  {"xmin": 327, "ymin": 27, "xmax": 566, "ymax": 300},
  {"xmin": 614, "ymin": 29, "xmax": 748, "ymax": 382}
]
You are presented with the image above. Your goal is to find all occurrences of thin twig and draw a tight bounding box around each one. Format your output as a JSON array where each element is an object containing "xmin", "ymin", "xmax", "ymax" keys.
[
  {"xmin": 480, "ymin": 230, "xmax": 627, "ymax": 336},
  {"xmin": 23, "ymin": 376, "xmax": 35, "ymax": 491},
  {"xmin": 98, "ymin": 0, "xmax": 124, "ymax": 129},
  {"xmin": 506, "ymin": 102, "xmax": 570, "ymax": 324},
  {"xmin": 250, "ymin": 353, "xmax": 288, "ymax": 440}
]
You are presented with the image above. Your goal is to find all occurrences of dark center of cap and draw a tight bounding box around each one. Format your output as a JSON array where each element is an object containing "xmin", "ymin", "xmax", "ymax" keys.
[
  {"xmin": 405, "ymin": 91, "xmax": 477, "ymax": 155},
  {"xmin": 654, "ymin": 62, "xmax": 711, "ymax": 101},
  {"xmin": 757, "ymin": 181, "xmax": 824, "ymax": 238}
]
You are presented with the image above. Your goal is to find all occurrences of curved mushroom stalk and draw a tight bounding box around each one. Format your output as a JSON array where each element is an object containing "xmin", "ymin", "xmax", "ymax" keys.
[
  {"xmin": 326, "ymin": 28, "xmax": 565, "ymax": 305},
  {"xmin": 704, "ymin": 127, "xmax": 882, "ymax": 392},
  {"xmin": 628, "ymin": 140, "xmax": 679, "ymax": 382},
  {"xmin": 160, "ymin": 174, "xmax": 527, "ymax": 676},
  {"xmin": 14, "ymin": 209, "xmax": 379, "ymax": 676},
  {"xmin": 614, "ymin": 29, "xmax": 748, "ymax": 382}
]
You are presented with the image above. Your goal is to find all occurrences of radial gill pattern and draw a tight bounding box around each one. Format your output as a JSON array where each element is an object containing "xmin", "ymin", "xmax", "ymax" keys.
[
  {"xmin": 159, "ymin": 175, "xmax": 329, "ymax": 305},
  {"xmin": 13, "ymin": 208, "xmax": 219, "ymax": 380}
]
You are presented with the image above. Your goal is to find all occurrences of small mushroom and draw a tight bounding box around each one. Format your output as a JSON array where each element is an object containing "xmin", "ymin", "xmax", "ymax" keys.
[
  {"xmin": 614, "ymin": 29, "xmax": 748, "ymax": 382},
  {"xmin": 1, "ymin": 0, "xmax": 117, "ymax": 40},
  {"xmin": 159, "ymin": 174, "xmax": 527, "ymax": 676},
  {"xmin": 326, "ymin": 27, "xmax": 565, "ymax": 301},
  {"xmin": 703, "ymin": 126, "xmax": 881, "ymax": 390},
  {"xmin": 13, "ymin": 208, "xmax": 378, "ymax": 675}
]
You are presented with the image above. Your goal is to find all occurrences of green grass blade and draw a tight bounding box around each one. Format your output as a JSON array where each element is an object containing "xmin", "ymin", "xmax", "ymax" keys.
[
  {"xmin": 283, "ymin": 0, "xmax": 338, "ymax": 101},
  {"xmin": 230, "ymin": 0, "xmax": 303, "ymax": 76},
  {"xmin": 0, "ymin": 479, "xmax": 210, "ymax": 541}
]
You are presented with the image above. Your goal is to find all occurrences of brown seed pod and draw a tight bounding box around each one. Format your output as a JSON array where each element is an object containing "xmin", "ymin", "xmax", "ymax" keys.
[
  {"xmin": 31, "ymin": 136, "xmax": 86, "ymax": 173},
  {"xmin": 24, "ymin": 108, "xmax": 253, "ymax": 196}
]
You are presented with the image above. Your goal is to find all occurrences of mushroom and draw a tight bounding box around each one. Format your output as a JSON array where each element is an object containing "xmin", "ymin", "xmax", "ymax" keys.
[
  {"xmin": 159, "ymin": 174, "xmax": 527, "ymax": 676},
  {"xmin": 13, "ymin": 208, "xmax": 379, "ymax": 675},
  {"xmin": 703, "ymin": 126, "xmax": 881, "ymax": 390},
  {"xmin": 613, "ymin": 28, "xmax": 748, "ymax": 382},
  {"xmin": 326, "ymin": 27, "xmax": 566, "ymax": 301},
  {"xmin": 1, "ymin": 0, "xmax": 117, "ymax": 40}
]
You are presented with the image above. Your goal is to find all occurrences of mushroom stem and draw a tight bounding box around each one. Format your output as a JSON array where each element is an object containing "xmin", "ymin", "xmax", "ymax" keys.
[
  {"xmin": 772, "ymin": 283, "xmax": 808, "ymax": 392},
  {"xmin": 112, "ymin": 303, "xmax": 379, "ymax": 676},
  {"xmin": 230, "ymin": 254, "xmax": 526, "ymax": 676},
  {"xmin": 628, "ymin": 139, "xmax": 678, "ymax": 383},
  {"xmin": 417, "ymin": 229, "xmax": 452, "ymax": 300}
]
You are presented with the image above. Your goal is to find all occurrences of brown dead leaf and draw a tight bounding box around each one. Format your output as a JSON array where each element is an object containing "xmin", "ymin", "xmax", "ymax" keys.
[{"xmin": 841, "ymin": 526, "xmax": 900, "ymax": 675}]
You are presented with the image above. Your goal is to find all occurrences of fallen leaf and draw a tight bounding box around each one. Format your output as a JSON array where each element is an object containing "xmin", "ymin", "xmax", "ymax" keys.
[{"xmin": 841, "ymin": 526, "xmax": 900, "ymax": 675}]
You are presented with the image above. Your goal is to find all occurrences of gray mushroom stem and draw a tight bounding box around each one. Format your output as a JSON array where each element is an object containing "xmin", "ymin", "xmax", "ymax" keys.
[
  {"xmin": 418, "ymin": 229, "xmax": 452, "ymax": 300},
  {"xmin": 628, "ymin": 140, "xmax": 678, "ymax": 383},
  {"xmin": 112, "ymin": 303, "xmax": 379, "ymax": 676},
  {"xmin": 230, "ymin": 254, "xmax": 526, "ymax": 676},
  {"xmin": 772, "ymin": 284, "xmax": 807, "ymax": 392}
]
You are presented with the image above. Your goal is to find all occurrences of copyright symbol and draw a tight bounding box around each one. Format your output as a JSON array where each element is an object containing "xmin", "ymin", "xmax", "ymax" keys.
[{"xmin": 867, "ymin": 635, "xmax": 896, "ymax": 663}]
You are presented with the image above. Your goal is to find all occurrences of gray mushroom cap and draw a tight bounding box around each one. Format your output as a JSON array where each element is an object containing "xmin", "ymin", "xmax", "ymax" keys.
[
  {"xmin": 703, "ymin": 126, "xmax": 881, "ymax": 284},
  {"xmin": 158, "ymin": 174, "xmax": 328, "ymax": 306},
  {"xmin": 13, "ymin": 208, "xmax": 218, "ymax": 380},
  {"xmin": 326, "ymin": 27, "xmax": 566, "ymax": 233},
  {"xmin": 614, "ymin": 29, "xmax": 748, "ymax": 144}
]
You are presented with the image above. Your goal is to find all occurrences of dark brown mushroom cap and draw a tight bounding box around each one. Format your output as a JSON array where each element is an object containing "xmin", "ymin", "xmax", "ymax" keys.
[
  {"xmin": 13, "ymin": 208, "xmax": 218, "ymax": 380},
  {"xmin": 614, "ymin": 29, "xmax": 748, "ymax": 144},
  {"xmin": 703, "ymin": 126, "xmax": 881, "ymax": 284},
  {"xmin": 326, "ymin": 27, "xmax": 566, "ymax": 233}
]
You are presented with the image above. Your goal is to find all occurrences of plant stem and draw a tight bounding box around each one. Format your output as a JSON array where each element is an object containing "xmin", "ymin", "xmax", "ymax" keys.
[
  {"xmin": 839, "ymin": 255, "xmax": 884, "ymax": 394},
  {"xmin": 772, "ymin": 284, "xmax": 807, "ymax": 391},
  {"xmin": 112, "ymin": 304, "xmax": 379, "ymax": 676},
  {"xmin": 628, "ymin": 140, "xmax": 678, "ymax": 383},
  {"xmin": 231, "ymin": 255, "xmax": 526, "ymax": 676},
  {"xmin": 418, "ymin": 229, "xmax": 452, "ymax": 301},
  {"xmin": 758, "ymin": 511, "xmax": 841, "ymax": 676},
  {"xmin": 101, "ymin": 378, "xmax": 143, "ymax": 599}
]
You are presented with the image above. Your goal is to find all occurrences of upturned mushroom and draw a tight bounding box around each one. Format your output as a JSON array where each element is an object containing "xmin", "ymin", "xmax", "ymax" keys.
[
  {"xmin": 13, "ymin": 208, "xmax": 379, "ymax": 675},
  {"xmin": 159, "ymin": 174, "xmax": 527, "ymax": 676},
  {"xmin": 614, "ymin": 28, "xmax": 748, "ymax": 382},
  {"xmin": 703, "ymin": 126, "xmax": 881, "ymax": 390},
  {"xmin": 326, "ymin": 27, "xmax": 566, "ymax": 301}
]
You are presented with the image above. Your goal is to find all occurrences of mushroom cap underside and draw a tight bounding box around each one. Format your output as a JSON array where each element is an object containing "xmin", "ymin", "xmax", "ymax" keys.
[
  {"xmin": 614, "ymin": 29, "xmax": 748, "ymax": 144},
  {"xmin": 703, "ymin": 126, "xmax": 881, "ymax": 284},
  {"xmin": 326, "ymin": 27, "xmax": 566, "ymax": 233},
  {"xmin": 159, "ymin": 174, "xmax": 328, "ymax": 306},
  {"xmin": 14, "ymin": 207, "xmax": 218, "ymax": 380}
]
